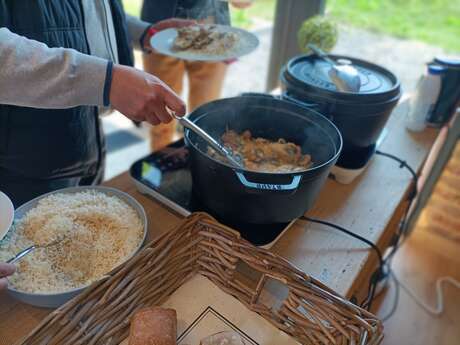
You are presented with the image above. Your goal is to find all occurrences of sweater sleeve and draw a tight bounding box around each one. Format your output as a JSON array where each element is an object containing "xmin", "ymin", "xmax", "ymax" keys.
[
  {"xmin": 126, "ymin": 15, "xmax": 151, "ymax": 50},
  {"xmin": 0, "ymin": 27, "xmax": 112, "ymax": 109}
]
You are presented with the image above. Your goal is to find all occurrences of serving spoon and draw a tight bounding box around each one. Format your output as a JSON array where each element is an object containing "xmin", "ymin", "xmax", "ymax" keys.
[
  {"xmin": 171, "ymin": 113, "xmax": 244, "ymax": 169},
  {"xmin": 7, "ymin": 237, "xmax": 66, "ymax": 264},
  {"xmin": 308, "ymin": 44, "xmax": 361, "ymax": 93}
]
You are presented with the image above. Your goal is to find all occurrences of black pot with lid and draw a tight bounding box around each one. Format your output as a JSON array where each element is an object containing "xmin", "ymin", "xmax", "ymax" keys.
[
  {"xmin": 185, "ymin": 95, "xmax": 342, "ymax": 224},
  {"xmin": 281, "ymin": 54, "xmax": 401, "ymax": 169}
]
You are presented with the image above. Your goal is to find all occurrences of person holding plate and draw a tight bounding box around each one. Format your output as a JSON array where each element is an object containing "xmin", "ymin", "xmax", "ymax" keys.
[{"xmin": 141, "ymin": 0, "xmax": 253, "ymax": 151}]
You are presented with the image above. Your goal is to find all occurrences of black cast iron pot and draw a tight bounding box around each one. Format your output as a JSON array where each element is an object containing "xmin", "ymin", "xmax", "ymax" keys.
[
  {"xmin": 280, "ymin": 54, "xmax": 401, "ymax": 169},
  {"xmin": 184, "ymin": 95, "xmax": 343, "ymax": 224}
]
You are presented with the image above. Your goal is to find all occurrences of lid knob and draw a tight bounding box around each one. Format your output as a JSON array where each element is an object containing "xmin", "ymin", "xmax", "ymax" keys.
[{"xmin": 336, "ymin": 58, "xmax": 353, "ymax": 66}]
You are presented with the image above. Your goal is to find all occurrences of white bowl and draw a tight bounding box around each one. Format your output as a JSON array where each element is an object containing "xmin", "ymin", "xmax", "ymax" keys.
[
  {"xmin": 6, "ymin": 186, "xmax": 148, "ymax": 308},
  {"xmin": 0, "ymin": 191, "xmax": 14, "ymax": 242}
]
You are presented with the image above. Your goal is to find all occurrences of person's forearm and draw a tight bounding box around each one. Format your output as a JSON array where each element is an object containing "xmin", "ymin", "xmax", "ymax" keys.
[
  {"xmin": 0, "ymin": 28, "xmax": 112, "ymax": 109},
  {"xmin": 126, "ymin": 15, "xmax": 151, "ymax": 50}
]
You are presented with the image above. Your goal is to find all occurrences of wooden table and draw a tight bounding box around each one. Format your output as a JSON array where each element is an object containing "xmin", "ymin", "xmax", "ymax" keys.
[{"xmin": 0, "ymin": 101, "xmax": 439, "ymax": 345}]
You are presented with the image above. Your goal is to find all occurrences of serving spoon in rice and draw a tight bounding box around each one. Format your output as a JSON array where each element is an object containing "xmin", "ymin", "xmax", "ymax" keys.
[{"xmin": 7, "ymin": 236, "xmax": 67, "ymax": 264}]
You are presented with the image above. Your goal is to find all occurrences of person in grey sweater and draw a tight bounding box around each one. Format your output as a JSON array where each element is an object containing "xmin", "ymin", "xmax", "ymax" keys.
[
  {"xmin": 0, "ymin": 1, "xmax": 192, "ymax": 207},
  {"xmin": 0, "ymin": 22, "xmax": 188, "ymax": 124}
]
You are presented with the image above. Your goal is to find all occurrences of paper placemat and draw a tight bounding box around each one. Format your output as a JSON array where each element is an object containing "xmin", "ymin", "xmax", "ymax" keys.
[{"xmin": 121, "ymin": 275, "xmax": 299, "ymax": 345}]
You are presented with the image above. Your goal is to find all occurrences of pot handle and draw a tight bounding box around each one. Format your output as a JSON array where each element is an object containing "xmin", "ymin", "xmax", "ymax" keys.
[
  {"xmin": 282, "ymin": 92, "xmax": 320, "ymax": 110},
  {"xmin": 283, "ymin": 92, "xmax": 335, "ymax": 121},
  {"xmin": 235, "ymin": 172, "xmax": 302, "ymax": 191},
  {"xmin": 240, "ymin": 92, "xmax": 321, "ymax": 111},
  {"xmin": 239, "ymin": 92, "xmax": 277, "ymax": 99}
]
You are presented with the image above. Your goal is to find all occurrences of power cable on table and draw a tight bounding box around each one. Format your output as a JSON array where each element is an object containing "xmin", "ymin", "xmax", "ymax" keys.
[{"xmin": 299, "ymin": 150, "xmax": 460, "ymax": 319}]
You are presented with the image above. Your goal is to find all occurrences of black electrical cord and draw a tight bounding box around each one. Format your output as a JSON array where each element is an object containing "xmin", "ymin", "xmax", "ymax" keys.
[
  {"xmin": 299, "ymin": 150, "xmax": 419, "ymax": 313},
  {"xmin": 381, "ymin": 270, "xmax": 401, "ymax": 322},
  {"xmin": 376, "ymin": 150, "xmax": 420, "ymax": 265},
  {"xmin": 375, "ymin": 150, "xmax": 418, "ymax": 180},
  {"xmin": 299, "ymin": 215, "xmax": 384, "ymax": 311},
  {"xmin": 363, "ymin": 272, "xmax": 379, "ymax": 310},
  {"xmin": 300, "ymin": 216, "xmax": 384, "ymax": 267},
  {"xmin": 376, "ymin": 150, "xmax": 418, "ymax": 312}
]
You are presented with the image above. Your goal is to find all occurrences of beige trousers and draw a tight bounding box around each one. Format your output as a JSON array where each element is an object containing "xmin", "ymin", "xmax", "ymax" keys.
[{"xmin": 143, "ymin": 52, "xmax": 228, "ymax": 151}]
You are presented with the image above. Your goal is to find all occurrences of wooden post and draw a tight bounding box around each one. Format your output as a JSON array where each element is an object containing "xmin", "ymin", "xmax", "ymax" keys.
[
  {"xmin": 407, "ymin": 111, "xmax": 460, "ymax": 232},
  {"xmin": 266, "ymin": 0, "xmax": 326, "ymax": 92}
]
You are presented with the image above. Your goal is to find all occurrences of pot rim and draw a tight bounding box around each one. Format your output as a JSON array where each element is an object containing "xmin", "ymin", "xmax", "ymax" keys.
[
  {"xmin": 283, "ymin": 54, "xmax": 401, "ymax": 101},
  {"xmin": 185, "ymin": 96, "xmax": 344, "ymax": 176}
]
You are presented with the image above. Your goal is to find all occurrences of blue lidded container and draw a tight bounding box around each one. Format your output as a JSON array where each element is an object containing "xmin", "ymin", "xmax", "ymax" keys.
[{"xmin": 427, "ymin": 57, "xmax": 460, "ymax": 127}]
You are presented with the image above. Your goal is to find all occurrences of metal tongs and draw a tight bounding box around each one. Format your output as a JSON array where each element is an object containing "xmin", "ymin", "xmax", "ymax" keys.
[{"xmin": 171, "ymin": 113, "xmax": 243, "ymax": 169}]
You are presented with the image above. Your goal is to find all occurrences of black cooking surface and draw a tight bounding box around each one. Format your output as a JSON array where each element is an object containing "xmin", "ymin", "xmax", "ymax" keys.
[{"xmin": 130, "ymin": 139, "xmax": 291, "ymax": 246}]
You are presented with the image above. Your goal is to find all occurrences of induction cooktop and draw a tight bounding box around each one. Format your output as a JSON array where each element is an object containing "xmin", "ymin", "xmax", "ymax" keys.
[{"xmin": 129, "ymin": 139, "xmax": 295, "ymax": 248}]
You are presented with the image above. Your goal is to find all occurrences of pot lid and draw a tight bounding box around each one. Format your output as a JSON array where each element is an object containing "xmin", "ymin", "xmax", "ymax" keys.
[
  {"xmin": 285, "ymin": 54, "xmax": 400, "ymax": 100},
  {"xmin": 434, "ymin": 56, "xmax": 460, "ymax": 69}
]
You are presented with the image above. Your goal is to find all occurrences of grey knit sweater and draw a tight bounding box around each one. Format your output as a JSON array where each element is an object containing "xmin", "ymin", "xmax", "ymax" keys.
[{"xmin": 0, "ymin": 2, "xmax": 149, "ymax": 109}]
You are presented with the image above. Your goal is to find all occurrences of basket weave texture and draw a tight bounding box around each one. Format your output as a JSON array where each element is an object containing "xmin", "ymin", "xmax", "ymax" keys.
[{"xmin": 18, "ymin": 213, "xmax": 383, "ymax": 345}]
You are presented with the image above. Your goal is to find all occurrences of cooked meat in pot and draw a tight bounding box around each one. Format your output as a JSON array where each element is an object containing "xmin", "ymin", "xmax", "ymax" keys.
[{"xmin": 208, "ymin": 130, "xmax": 312, "ymax": 173}]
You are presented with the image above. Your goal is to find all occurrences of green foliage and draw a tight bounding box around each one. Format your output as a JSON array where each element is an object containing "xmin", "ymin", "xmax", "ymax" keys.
[
  {"xmin": 123, "ymin": 0, "xmax": 141, "ymax": 16},
  {"xmin": 122, "ymin": 0, "xmax": 460, "ymax": 52},
  {"xmin": 298, "ymin": 15, "xmax": 338, "ymax": 53},
  {"xmin": 327, "ymin": 0, "xmax": 460, "ymax": 52}
]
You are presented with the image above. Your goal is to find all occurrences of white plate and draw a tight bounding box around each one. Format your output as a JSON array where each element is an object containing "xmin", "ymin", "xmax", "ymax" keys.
[
  {"xmin": 151, "ymin": 25, "xmax": 259, "ymax": 62},
  {"xmin": 0, "ymin": 191, "xmax": 14, "ymax": 241}
]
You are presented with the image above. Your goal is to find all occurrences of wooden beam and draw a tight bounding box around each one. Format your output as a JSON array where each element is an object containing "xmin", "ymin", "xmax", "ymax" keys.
[
  {"xmin": 266, "ymin": 0, "xmax": 326, "ymax": 91},
  {"xmin": 407, "ymin": 111, "xmax": 460, "ymax": 233}
]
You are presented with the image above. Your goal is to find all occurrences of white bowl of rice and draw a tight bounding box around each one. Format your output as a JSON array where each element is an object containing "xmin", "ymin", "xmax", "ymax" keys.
[{"xmin": 0, "ymin": 186, "xmax": 147, "ymax": 308}]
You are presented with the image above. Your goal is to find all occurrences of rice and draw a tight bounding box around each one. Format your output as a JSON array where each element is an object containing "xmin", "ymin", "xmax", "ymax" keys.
[{"xmin": 0, "ymin": 190, "xmax": 144, "ymax": 293}]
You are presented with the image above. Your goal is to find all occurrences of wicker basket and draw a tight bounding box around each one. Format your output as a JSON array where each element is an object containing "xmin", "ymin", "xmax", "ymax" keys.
[{"xmin": 19, "ymin": 213, "xmax": 383, "ymax": 345}]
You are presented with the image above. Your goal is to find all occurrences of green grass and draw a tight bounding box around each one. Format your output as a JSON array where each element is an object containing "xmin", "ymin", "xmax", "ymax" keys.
[
  {"xmin": 122, "ymin": 0, "xmax": 459, "ymax": 52},
  {"xmin": 230, "ymin": 0, "xmax": 276, "ymax": 28},
  {"xmin": 327, "ymin": 0, "xmax": 460, "ymax": 52},
  {"xmin": 123, "ymin": 0, "xmax": 141, "ymax": 16}
]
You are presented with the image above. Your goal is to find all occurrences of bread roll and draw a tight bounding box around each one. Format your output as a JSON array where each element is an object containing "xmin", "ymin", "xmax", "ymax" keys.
[
  {"xmin": 200, "ymin": 331, "xmax": 247, "ymax": 345},
  {"xmin": 129, "ymin": 307, "xmax": 177, "ymax": 345}
]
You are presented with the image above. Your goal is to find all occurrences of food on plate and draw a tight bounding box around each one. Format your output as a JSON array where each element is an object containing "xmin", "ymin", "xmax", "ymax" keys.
[
  {"xmin": 200, "ymin": 331, "xmax": 247, "ymax": 345},
  {"xmin": 208, "ymin": 130, "xmax": 312, "ymax": 173},
  {"xmin": 0, "ymin": 191, "xmax": 144, "ymax": 293},
  {"xmin": 173, "ymin": 25, "xmax": 238, "ymax": 55},
  {"xmin": 129, "ymin": 307, "xmax": 177, "ymax": 345}
]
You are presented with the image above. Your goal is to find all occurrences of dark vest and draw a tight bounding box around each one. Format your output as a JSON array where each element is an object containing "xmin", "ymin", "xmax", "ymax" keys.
[
  {"xmin": 141, "ymin": 0, "xmax": 230, "ymax": 25},
  {"xmin": 0, "ymin": 0, "xmax": 133, "ymax": 180}
]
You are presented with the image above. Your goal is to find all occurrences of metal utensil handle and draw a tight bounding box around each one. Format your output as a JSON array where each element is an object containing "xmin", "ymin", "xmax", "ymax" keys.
[
  {"xmin": 307, "ymin": 44, "xmax": 337, "ymax": 66},
  {"xmin": 173, "ymin": 114, "xmax": 242, "ymax": 168},
  {"xmin": 328, "ymin": 68, "xmax": 349, "ymax": 93},
  {"xmin": 7, "ymin": 245, "xmax": 36, "ymax": 264}
]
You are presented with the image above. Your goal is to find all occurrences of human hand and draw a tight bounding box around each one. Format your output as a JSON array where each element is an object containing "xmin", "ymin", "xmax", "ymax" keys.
[
  {"xmin": 142, "ymin": 18, "xmax": 196, "ymax": 53},
  {"xmin": 229, "ymin": 0, "xmax": 253, "ymax": 9},
  {"xmin": 109, "ymin": 64, "xmax": 186, "ymax": 126},
  {"xmin": 0, "ymin": 263, "xmax": 15, "ymax": 290}
]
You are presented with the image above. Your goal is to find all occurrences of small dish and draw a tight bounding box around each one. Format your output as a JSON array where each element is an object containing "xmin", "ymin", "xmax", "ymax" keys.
[{"xmin": 0, "ymin": 191, "xmax": 14, "ymax": 242}]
